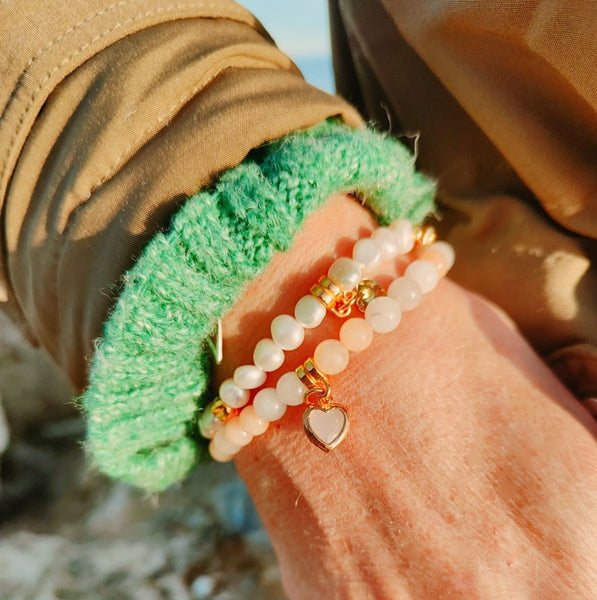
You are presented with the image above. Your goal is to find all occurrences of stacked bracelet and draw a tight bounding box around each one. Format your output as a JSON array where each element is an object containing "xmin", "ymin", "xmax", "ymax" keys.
[{"xmin": 199, "ymin": 219, "xmax": 455, "ymax": 462}]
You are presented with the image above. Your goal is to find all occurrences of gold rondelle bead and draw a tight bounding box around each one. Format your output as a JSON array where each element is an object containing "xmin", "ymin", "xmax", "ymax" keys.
[
  {"xmin": 319, "ymin": 276, "xmax": 342, "ymax": 298},
  {"xmin": 413, "ymin": 224, "xmax": 437, "ymax": 246},
  {"xmin": 310, "ymin": 283, "xmax": 336, "ymax": 309}
]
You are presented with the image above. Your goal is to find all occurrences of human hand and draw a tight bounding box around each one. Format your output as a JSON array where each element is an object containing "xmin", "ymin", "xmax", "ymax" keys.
[{"xmin": 219, "ymin": 195, "xmax": 597, "ymax": 599}]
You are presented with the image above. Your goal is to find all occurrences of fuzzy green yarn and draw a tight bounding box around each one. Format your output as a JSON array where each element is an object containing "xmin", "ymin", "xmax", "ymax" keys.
[{"xmin": 82, "ymin": 120, "xmax": 436, "ymax": 492}]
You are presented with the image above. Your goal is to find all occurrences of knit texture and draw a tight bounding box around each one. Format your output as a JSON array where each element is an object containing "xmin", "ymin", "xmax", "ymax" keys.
[{"xmin": 82, "ymin": 120, "xmax": 436, "ymax": 492}]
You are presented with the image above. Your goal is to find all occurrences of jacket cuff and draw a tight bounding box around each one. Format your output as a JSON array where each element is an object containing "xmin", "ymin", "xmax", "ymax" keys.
[
  {"xmin": 82, "ymin": 119, "xmax": 435, "ymax": 491},
  {"xmin": 0, "ymin": 2, "xmax": 361, "ymax": 388}
]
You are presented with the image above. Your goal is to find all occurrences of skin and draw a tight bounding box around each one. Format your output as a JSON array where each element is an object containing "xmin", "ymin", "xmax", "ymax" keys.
[{"xmin": 216, "ymin": 194, "xmax": 597, "ymax": 600}]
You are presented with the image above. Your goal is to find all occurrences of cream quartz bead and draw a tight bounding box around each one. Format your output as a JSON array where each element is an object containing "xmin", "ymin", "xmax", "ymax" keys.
[
  {"xmin": 352, "ymin": 237, "xmax": 382, "ymax": 269},
  {"xmin": 276, "ymin": 371, "xmax": 308, "ymax": 406},
  {"xmin": 271, "ymin": 314, "xmax": 304, "ymax": 350},
  {"xmin": 208, "ymin": 440, "xmax": 235, "ymax": 463},
  {"xmin": 405, "ymin": 259, "xmax": 439, "ymax": 294},
  {"xmin": 421, "ymin": 250, "xmax": 449, "ymax": 278},
  {"xmin": 210, "ymin": 428, "xmax": 241, "ymax": 462},
  {"xmin": 428, "ymin": 241, "xmax": 455, "ymax": 270},
  {"xmin": 389, "ymin": 219, "xmax": 415, "ymax": 254},
  {"xmin": 328, "ymin": 257, "xmax": 362, "ymax": 290},
  {"xmin": 294, "ymin": 295, "xmax": 326, "ymax": 328},
  {"xmin": 253, "ymin": 338, "xmax": 285, "ymax": 372},
  {"xmin": 219, "ymin": 378, "xmax": 249, "ymax": 409},
  {"xmin": 239, "ymin": 405, "xmax": 269, "ymax": 436},
  {"xmin": 253, "ymin": 388, "xmax": 287, "ymax": 421},
  {"xmin": 387, "ymin": 277, "xmax": 422, "ymax": 311},
  {"xmin": 198, "ymin": 408, "xmax": 223, "ymax": 440},
  {"xmin": 339, "ymin": 318, "xmax": 374, "ymax": 352},
  {"xmin": 372, "ymin": 227, "xmax": 401, "ymax": 260},
  {"xmin": 314, "ymin": 339, "xmax": 350, "ymax": 375},
  {"xmin": 224, "ymin": 418, "xmax": 253, "ymax": 447},
  {"xmin": 365, "ymin": 296, "xmax": 402, "ymax": 333},
  {"xmin": 233, "ymin": 364, "xmax": 266, "ymax": 390}
]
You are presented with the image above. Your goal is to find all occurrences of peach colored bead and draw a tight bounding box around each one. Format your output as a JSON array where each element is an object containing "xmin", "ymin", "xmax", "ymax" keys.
[
  {"xmin": 314, "ymin": 339, "xmax": 350, "ymax": 375},
  {"xmin": 339, "ymin": 318, "xmax": 374, "ymax": 352},
  {"xmin": 421, "ymin": 250, "xmax": 448, "ymax": 277},
  {"xmin": 239, "ymin": 405, "xmax": 269, "ymax": 436},
  {"xmin": 211, "ymin": 428, "xmax": 241, "ymax": 459},
  {"xmin": 209, "ymin": 439, "xmax": 235, "ymax": 463},
  {"xmin": 224, "ymin": 417, "xmax": 253, "ymax": 447},
  {"xmin": 428, "ymin": 241, "xmax": 455, "ymax": 270}
]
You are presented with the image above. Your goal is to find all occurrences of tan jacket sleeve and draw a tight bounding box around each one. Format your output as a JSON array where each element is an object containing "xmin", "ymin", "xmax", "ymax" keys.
[
  {"xmin": 330, "ymin": 0, "xmax": 597, "ymax": 399},
  {"xmin": 0, "ymin": 0, "xmax": 361, "ymax": 388}
]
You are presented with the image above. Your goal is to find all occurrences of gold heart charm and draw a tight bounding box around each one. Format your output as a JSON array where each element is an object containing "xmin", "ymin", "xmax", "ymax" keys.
[{"xmin": 303, "ymin": 404, "xmax": 349, "ymax": 452}]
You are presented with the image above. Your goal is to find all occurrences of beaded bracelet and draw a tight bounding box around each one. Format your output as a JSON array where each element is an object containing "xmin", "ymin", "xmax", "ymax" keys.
[
  {"xmin": 200, "ymin": 221, "xmax": 455, "ymax": 461},
  {"xmin": 211, "ymin": 224, "xmax": 419, "ymax": 413},
  {"xmin": 198, "ymin": 218, "xmax": 425, "ymax": 435}
]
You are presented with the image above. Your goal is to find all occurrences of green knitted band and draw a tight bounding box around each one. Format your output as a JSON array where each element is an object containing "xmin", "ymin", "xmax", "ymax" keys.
[{"xmin": 82, "ymin": 120, "xmax": 436, "ymax": 492}]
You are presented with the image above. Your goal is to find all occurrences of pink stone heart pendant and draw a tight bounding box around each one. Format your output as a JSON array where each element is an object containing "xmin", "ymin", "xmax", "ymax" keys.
[{"xmin": 303, "ymin": 404, "xmax": 349, "ymax": 452}]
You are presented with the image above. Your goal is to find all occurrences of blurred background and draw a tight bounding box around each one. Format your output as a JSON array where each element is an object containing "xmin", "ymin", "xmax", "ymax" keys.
[
  {"xmin": 0, "ymin": 3, "xmax": 333, "ymax": 599},
  {"xmin": 245, "ymin": 0, "xmax": 335, "ymax": 93}
]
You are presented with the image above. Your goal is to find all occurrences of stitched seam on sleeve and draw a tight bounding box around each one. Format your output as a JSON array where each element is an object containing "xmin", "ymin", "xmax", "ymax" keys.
[
  {"xmin": 0, "ymin": 1, "xmax": 252, "ymax": 197},
  {"xmin": 73, "ymin": 59, "xmax": 293, "ymax": 212},
  {"xmin": 54, "ymin": 55, "xmax": 296, "ymax": 319}
]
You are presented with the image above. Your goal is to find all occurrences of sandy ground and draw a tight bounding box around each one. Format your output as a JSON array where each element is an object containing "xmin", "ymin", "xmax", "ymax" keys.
[{"xmin": 0, "ymin": 311, "xmax": 286, "ymax": 600}]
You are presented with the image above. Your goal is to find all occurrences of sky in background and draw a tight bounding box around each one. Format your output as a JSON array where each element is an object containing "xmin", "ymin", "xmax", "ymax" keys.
[{"xmin": 240, "ymin": 0, "xmax": 335, "ymax": 92}]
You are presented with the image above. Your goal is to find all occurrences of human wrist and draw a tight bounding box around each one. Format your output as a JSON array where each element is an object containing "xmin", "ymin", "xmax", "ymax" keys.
[{"xmin": 210, "ymin": 192, "xmax": 451, "ymax": 459}]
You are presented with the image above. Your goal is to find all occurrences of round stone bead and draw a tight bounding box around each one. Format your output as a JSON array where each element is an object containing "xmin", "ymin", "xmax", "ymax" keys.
[
  {"xmin": 212, "ymin": 428, "xmax": 241, "ymax": 457},
  {"xmin": 253, "ymin": 388, "xmax": 287, "ymax": 421},
  {"xmin": 208, "ymin": 439, "xmax": 234, "ymax": 463},
  {"xmin": 219, "ymin": 378, "xmax": 249, "ymax": 409},
  {"xmin": 387, "ymin": 277, "xmax": 422, "ymax": 311},
  {"xmin": 389, "ymin": 219, "xmax": 415, "ymax": 254},
  {"xmin": 372, "ymin": 227, "xmax": 400, "ymax": 260},
  {"xmin": 314, "ymin": 339, "xmax": 350, "ymax": 375},
  {"xmin": 233, "ymin": 364, "xmax": 266, "ymax": 390},
  {"xmin": 239, "ymin": 405, "xmax": 269, "ymax": 436},
  {"xmin": 339, "ymin": 318, "xmax": 374, "ymax": 352},
  {"xmin": 328, "ymin": 257, "xmax": 362, "ymax": 290},
  {"xmin": 420, "ymin": 250, "xmax": 448, "ymax": 278},
  {"xmin": 365, "ymin": 296, "xmax": 402, "ymax": 333},
  {"xmin": 428, "ymin": 241, "xmax": 455, "ymax": 270},
  {"xmin": 405, "ymin": 259, "xmax": 439, "ymax": 294},
  {"xmin": 253, "ymin": 338, "xmax": 285, "ymax": 372},
  {"xmin": 198, "ymin": 407, "xmax": 223, "ymax": 439},
  {"xmin": 352, "ymin": 238, "xmax": 382, "ymax": 269},
  {"xmin": 276, "ymin": 371, "xmax": 308, "ymax": 406},
  {"xmin": 271, "ymin": 314, "xmax": 305, "ymax": 351},
  {"xmin": 224, "ymin": 418, "xmax": 253, "ymax": 447},
  {"xmin": 294, "ymin": 295, "xmax": 326, "ymax": 329}
]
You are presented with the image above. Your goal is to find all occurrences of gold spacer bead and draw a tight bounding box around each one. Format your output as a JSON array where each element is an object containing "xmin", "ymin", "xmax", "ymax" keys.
[
  {"xmin": 319, "ymin": 276, "xmax": 342, "ymax": 298},
  {"xmin": 311, "ymin": 275, "xmax": 356, "ymax": 317},
  {"xmin": 413, "ymin": 224, "xmax": 437, "ymax": 247},
  {"xmin": 211, "ymin": 398, "xmax": 237, "ymax": 423},
  {"xmin": 310, "ymin": 283, "xmax": 336, "ymax": 310},
  {"xmin": 355, "ymin": 279, "xmax": 386, "ymax": 312}
]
